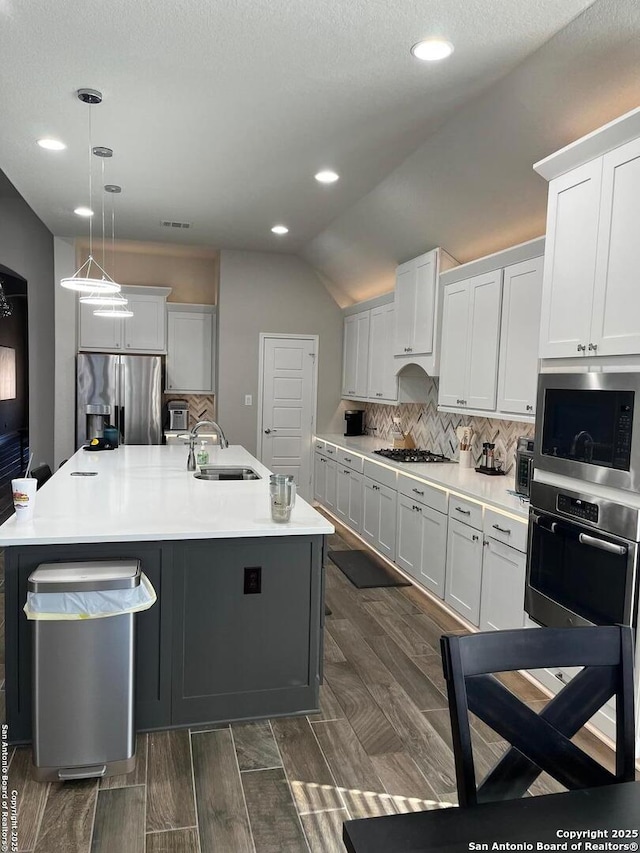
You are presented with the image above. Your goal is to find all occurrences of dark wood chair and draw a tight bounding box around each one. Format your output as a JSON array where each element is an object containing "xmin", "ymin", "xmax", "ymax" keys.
[
  {"xmin": 30, "ymin": 463, "xmax": 52, "ymax": 490},
  {"xmin": 440, "ymin": 625, "xmax": 635, "ymax": 807}
]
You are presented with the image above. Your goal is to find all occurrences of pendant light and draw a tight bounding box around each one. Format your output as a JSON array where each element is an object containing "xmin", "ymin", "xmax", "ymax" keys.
[
  {"xmin": 60, "ymin": 89, "xmax": 122, "ymax": 294},
  {"xmin": 91, "ymin": 181, "xmax": 133, "ymax": 319}
]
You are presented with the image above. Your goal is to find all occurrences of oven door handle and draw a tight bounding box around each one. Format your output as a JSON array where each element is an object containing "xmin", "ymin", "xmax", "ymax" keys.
[
  {"xmin": 532, "ymin": 512, "xmax": 558, "ymax": 534},
  {"xmin": 577, "ymin": 533, "xmax": 627, "ymax": 556}
]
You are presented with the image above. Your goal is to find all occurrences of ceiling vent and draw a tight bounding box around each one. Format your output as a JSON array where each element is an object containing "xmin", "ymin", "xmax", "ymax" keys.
[{"xmin": 160, "ymin": 220, "xmax": 192, "ymax": 230}]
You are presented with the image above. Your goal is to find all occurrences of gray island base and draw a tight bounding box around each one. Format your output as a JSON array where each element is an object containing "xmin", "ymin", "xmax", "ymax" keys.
[{"xmin": 5, "ymin": 534, "xmax": 325, "ymax": 744}]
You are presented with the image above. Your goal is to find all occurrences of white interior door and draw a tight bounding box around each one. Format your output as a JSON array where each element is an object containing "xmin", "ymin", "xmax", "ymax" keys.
[{"xmin": 259, "ymin": 335, "xmax": 317, "ymax": 501}]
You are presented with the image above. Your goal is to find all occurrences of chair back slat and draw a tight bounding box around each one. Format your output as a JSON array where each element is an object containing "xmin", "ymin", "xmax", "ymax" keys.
[{"xmin": 441, "ymin": 626, "xmax": 635, "ymax": 808}]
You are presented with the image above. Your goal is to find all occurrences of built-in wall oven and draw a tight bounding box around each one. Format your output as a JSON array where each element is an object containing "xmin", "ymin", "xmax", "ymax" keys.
[
  {"xmin": 526, "ymin": 480, "xmax": 640, "ymax": 629},
  {"xmin": 534, "ymin": 371, "xmax": 640, "ymax": 493}
]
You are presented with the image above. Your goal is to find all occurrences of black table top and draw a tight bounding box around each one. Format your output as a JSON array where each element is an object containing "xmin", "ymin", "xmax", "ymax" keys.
[{"xmin": 343, "ymin": 782, "xmax": 640, "ymax": 853}]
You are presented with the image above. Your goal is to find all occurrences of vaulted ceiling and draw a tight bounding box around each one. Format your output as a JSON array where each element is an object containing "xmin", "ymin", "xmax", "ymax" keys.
[{"xmin": 0, "ymin": 0, "xmax": 594, "ymax": 263}]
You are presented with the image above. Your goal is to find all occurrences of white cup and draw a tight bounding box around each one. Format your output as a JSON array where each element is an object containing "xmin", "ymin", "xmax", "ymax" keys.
[
  {"xmin": 12, "ymin": 477, "xmax": 37, "ymax": 522},
  {"xmin": 459, "ymin": 449, "xmax": 473, "ymax": 469}
]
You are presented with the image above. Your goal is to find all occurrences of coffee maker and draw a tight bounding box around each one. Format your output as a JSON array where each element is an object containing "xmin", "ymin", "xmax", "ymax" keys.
[
  {"xmin": 86, "ymin": 404, "xmax": 110, "ymax": 440},
  {"xmin": 344, "ymin": 410, "xmax": 365, "ymax": 437}
]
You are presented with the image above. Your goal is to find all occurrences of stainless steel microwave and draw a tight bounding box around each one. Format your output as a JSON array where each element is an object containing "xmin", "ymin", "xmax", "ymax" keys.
[{"xmin": 534, "ymin": 372, "xmax": 640, "ymax": 493}]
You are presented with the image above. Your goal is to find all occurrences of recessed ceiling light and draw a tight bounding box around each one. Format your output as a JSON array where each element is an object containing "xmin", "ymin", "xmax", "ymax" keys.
[
  {"xmin": 271, "ymin": 225, "xmax": 289, "ymax": 235},
  {"xmin": 74, "ymin": 206, "xmax": 94, "ymax": 217},
  {"xmin": 37, "ymin": 138, "xmax": 66, "ymax": 151},
  {"xmin": 411, "ymin": 38, "xmax": 454, "ymax": 61},
  {"xmin": 315, "ymin": 170, "xmax": 340, "ymax": 184}
]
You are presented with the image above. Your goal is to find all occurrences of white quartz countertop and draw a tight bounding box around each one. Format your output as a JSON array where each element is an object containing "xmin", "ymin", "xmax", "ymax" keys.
[
  {"xmin": 0, "ymin": 445, "xmax": 333, "ymax": 546},
  {"xmin": 315, "ymin": 433, "xmax": 530, "ymax": 520}
]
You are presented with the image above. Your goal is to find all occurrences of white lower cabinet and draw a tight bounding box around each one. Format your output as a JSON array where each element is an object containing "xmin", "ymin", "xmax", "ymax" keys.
[
  {"xmin": 362, "ymin": 476, "xmax": 397, "ymax": 560},
  {"xmin": 336, "ymin": 466, "xmax": 363, "ymax": 533},
  {"xmin": 324, "ymin": 457, "xmax": 337, "ymax": 512},
  {"xmin": 396, "ymin": 495, "xmax": 447, "ymax": 598},
  {"xmin": 444, "ymin": 518, "xmax": 483, "ymax": 625},
  {"xmin": 314, "ymin": 451, "xmax": 327, "ymax": 503},
  {"xmin": 479, "ymin": 537, "xmax": 527, "ymax": 631}
]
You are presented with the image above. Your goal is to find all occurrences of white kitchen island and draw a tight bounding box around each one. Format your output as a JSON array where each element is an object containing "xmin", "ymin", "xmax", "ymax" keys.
[{"xmin": 2, "ymin": 444, "xmax": 333, "ymax": 743}]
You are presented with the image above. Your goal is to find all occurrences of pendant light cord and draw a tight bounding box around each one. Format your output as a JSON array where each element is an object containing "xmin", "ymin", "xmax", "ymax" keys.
[
  {"xmin": 101, "ymin": 157, "xmax": 106, "ymax": 272},
  {"xmin": 87, "ymin": 104, "xmax": 93, "ymax": 262}
]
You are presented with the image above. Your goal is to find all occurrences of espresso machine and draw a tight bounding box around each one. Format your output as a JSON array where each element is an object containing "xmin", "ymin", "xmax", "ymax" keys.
[{"xmin": 86, "ymin": 404, "xmax": 111, "ymax": 440}]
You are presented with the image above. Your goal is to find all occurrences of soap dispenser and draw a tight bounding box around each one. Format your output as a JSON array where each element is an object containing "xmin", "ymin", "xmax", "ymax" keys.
[{"xmin": 196, "ymin": 440, "xmax": 209, "ymax": 470}]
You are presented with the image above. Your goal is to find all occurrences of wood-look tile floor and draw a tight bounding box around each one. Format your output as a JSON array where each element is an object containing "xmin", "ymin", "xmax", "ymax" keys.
[{"xmin": 3, "ymin": 521, "xmax": 620, "ymax": 852}]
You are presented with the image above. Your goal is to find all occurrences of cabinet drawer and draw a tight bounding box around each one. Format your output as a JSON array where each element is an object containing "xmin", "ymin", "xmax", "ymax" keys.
[
  {"xmin": 314, "ymin": 439, "xmax": 326, "ymax": 453},
  {"xmin": 364, "ymin": 459, "xmax": 398, "ymax": 490},
  {"xmin": 324, "ymin": 443, "xmax": 337, "ymax": 459},
  {"xmin": 484, "ymin": 508, "xmax": 528, "ymax": 553},
  {"xmin": 398, "ymin": 474, "xmax": 447, "ymax": 514},
  {"xmin": 448, "ymin": 495, "xmax": 483, "ymax": 530},
  {"xmin": 337, "ymin": 448, "xmax": 364, "ymax": 472}
]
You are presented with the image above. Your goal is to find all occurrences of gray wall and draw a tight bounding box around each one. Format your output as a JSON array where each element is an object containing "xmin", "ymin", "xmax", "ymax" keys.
[
  {"xmin": 217, "ymin": 250, "xmax": 345, "ymax": 454},
  {"xmin": 0, "ymin": 172, "xmax": 54, "ymax": 467}
]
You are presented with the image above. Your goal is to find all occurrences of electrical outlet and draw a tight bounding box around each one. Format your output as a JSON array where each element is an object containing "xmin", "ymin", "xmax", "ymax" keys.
[
  {"xmin": 392, "ymin": 417, "xmax": 401, "ymax": 425},
  {"xmin": 244, "ymin": 394, "xmax": 252, "ymax": 406},
  {"xmin": 244, "ymin": 566, "xmax": 261, "ymax": 594}
]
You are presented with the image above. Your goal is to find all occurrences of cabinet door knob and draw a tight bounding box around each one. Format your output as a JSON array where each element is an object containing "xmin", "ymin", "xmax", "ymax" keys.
[
  {"xmin": 472, "ymin": 534, "xmax": 479, "ymax": 541},
  {"xmin": 577, "ymin": 344, "xmax": 586, "ymax": 352},
  {"xmin": 264, "ymin": 428, "xmax": 271, "ymax": 434},
  {"xmin": 526, "ymin": 404, "xmax": 533, "ymax": 411},
  {"xmin": 588, "ymin": 342, "xmax": 598, "ymax": 352}
]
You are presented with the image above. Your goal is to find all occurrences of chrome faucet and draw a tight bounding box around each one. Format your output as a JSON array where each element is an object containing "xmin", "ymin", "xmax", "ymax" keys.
[{"xmin": 184, "ymin": 420, "xmax": 229, "ymax": 471}]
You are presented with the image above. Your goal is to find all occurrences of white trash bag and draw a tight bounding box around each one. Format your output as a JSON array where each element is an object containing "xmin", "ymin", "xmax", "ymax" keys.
[{"xmin": 24, "ymin": 572, "xmax": 156, "ymax": 620}]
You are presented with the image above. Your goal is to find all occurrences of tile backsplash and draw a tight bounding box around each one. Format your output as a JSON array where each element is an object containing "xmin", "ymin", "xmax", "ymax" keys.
[
  {"xmin": 363, "ymin": 377, "xmax": 534, "ymax": 473},
  {"xmin": 163, "ymin": 394, "xmax": 216, "ymax": 429}
]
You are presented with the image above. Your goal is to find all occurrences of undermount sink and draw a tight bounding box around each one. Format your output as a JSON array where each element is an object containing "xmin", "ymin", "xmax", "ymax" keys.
[{"xmin": 194, "ymin": 466, "xmax": 261, "ymax": 481}]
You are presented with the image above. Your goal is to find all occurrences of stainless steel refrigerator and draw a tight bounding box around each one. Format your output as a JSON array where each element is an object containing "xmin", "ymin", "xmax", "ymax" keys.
[{"xmin": 76, "ymin": 353, "xmax": 163, "ymax": 448}]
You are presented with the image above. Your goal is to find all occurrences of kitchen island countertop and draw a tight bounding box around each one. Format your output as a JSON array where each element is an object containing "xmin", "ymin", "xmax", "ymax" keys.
[{"xmin": 0, "ymin": 444, "xmax": 333, "ymax": 546}]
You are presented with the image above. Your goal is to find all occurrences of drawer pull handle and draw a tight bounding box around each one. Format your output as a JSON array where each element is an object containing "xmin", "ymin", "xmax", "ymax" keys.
[
  {"xmin": 412, "ymin": 505, "xmax": 422, "ymax": 513},
  {"xmin": 492, "ymin": 524, "xmax": 511, "ymax": 535},
  {"xmin": 455, "ymin": 507, "xmax": 471, "ymax": 515},
  {"xmin": 526, "ymin": 404, "xmax": 533, "ymax": 412},
  {"xmin": 344, "ymin": 469, "xmax": 350, "ymax": 474},
  {"xmin": 472, "ymin": 534, "xmax": 479, "ymax": 541},
  {"xmin": 412, "ymin": 488, "xmax": 424, "ymax": 496},
  {"xmin": 577, "ymin": 344, "xmax": 586, "ymax": 353},
  {"xmin": 344, "ymin": 457, "xmax": 352, "ymax": 462}
]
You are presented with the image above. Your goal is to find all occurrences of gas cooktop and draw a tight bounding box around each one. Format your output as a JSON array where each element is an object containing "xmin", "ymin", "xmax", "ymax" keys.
[{"xmin": 373, "ymin": 449, "xmax": 451, "ymax": 463}]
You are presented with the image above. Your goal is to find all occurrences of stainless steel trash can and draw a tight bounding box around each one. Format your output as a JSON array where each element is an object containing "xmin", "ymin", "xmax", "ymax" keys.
[{"xmin": 29, "ymin": 560, "xmax": 140, "ymax": 782}]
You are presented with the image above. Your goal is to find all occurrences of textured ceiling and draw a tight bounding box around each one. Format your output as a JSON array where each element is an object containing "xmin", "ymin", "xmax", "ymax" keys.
[
  {"xmin": 302, "ymin": 0, "xmax": 640, "ymax": 303},
  {"xmin": 0, "ymin": 0, "xmax": 593, "ymax": 253}
]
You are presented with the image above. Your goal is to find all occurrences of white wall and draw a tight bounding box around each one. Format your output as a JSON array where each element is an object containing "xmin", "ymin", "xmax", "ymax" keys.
[
  {"xmin": 0, "ymin": 173, "xmax": 55, "ymax": 467},
  {"xmin": 217, "ymin": 250, "xmax": 345, "ymax": 455},
  {"xmin": 53, "ymin": 238, "xmax": 77, "ymax": 467}
]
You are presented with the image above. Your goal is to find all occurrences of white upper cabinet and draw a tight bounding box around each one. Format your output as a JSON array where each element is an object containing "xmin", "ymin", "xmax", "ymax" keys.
[
  {"xmin": 393, "ymin": 248, "xmax": 458, "ymax": 376},
  {"xmin": 535, "ymin": 107, "xmax": 640, "ymax": 359},
  {"xmin": 538, "ymin": 161, "xmax": 602, "ymax": 358},
  {"xmin": 438, "ymin": 281, "xmax": 470, "ymax": 408},
  {"xmin": 342, "ymin": 310, "xmax": 370, "ymax": 398},
  {"xmin": 497, "ymin": 257, "xmax": 543, "ymax": 416},
  {"xmin": 394, "ymin": 251, "xmax": 436, "ymax": 356},
  {"xmin": 367, "ymin": 303, "xmax": 398, "ymax": 402},
  {"xmin": 78, "ymin": 286, "xmax": 171, "ymax": 353},
  {"xmin": 590, "ymin": 137, "xmax": 640, "ymax": 356},
  {"xmin": 166, "ymin": 304, "xmax": 216, "ymax": 394},
  {"xmin": 438, "ymin": 271, "xmax": 502, "ymax": 412},
  {"xmin": 438, "ymin": 238, "xmax": 544, "ymax": 421}
]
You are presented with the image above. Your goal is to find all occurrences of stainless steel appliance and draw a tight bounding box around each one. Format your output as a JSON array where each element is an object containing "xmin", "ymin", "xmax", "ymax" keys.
[
  {"xmin": 168, "ymin": 400, "xmax": 188, "ymax": 431},
  {"xmin": 86, "ymin": 403, "xmax": 110, "ymax": 440},
  {"xmin": 344, "ymin": 410, "xmax": 365, "ymax": 437},
  {"xmin": 76, "ymin": 353, "xmax": 162, "ymax": 448},
  {"xmin": 515, "ymin": 436, "xmax": 535, "ymax": 497},
  {"xmin": 534, "ymin": 372, "xmax": 640, "ymax": 492},
  {"xmin": 526, "ymin": 480, "xmax": 640, "ymax": 629},
  {"xmin": 373, "ymin": 448, "xmax": 451, "ymax": 463}
]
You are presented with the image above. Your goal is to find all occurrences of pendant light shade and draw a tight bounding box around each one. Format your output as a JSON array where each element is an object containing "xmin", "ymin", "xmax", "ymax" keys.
[
  {"xmin": 0, "ymin": 279, "xmax": 12, "ymax": 318},
  {"xmin": 93, "ymin": 307, "xmax": 134, "ymax": 318},
  {"xmin": 60, "ymin": 255, "xmax": 121, "ymax": 293},
  {"xmin": 79, "ymin": 294, "xmax": 128, "ymax": 306}
]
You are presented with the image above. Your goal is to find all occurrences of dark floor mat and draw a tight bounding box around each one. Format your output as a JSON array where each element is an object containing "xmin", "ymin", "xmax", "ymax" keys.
[{"xmin": 328, "ymin": 549, "xmax": 410, "ymax": 589}]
